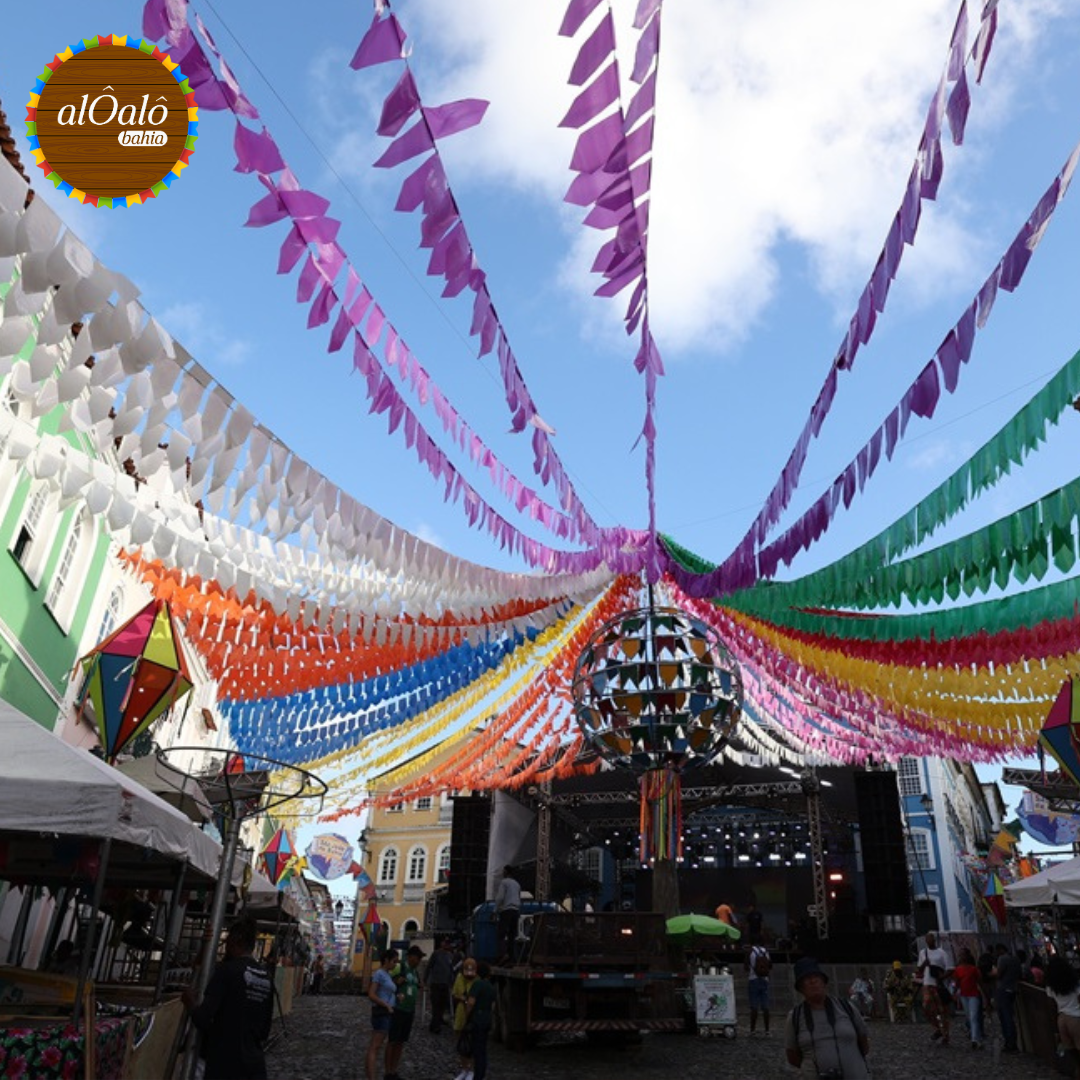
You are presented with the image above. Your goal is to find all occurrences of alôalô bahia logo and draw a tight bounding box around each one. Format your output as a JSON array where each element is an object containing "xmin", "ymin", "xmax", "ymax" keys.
[{"xmin": 27, "ymin": 35, "xmax": 198, "ymax": 208}]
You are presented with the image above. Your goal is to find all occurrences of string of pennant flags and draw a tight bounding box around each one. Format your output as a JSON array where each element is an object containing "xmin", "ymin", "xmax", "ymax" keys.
[{"xmin": 0, "ymin": 0, "xmax": 1078, "ymax": 814}]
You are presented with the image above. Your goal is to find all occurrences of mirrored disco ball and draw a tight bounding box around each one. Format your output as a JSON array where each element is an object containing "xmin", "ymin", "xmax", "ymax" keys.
[{"xmin": 571, "ymin": 606, "xmax": 743, "ymax": 772}]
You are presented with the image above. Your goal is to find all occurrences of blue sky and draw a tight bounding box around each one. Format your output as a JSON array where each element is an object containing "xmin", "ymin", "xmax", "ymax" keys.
[{"xmin": 5, "ymin": 0, "xmax": 1080, "ymax": 853}]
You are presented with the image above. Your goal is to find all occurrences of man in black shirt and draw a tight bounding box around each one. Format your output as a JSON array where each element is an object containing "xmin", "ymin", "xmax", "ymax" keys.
[
  {"xmin": 184, "ymin": 917, "xmax": 274, "ymax": 1080},
  {"xmin": 993, "ymin": 943, "xmax": 1022, "ymax": 1054}
]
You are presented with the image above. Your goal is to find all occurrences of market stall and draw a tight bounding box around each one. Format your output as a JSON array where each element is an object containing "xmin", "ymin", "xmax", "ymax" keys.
[
  {"xmin": 1003, "ymin": 857, "xmax": 1080, "ymax": 1068},
  {"xmin": 0, "ymin": 701, "xmax": 233, "ymax": 1078}
]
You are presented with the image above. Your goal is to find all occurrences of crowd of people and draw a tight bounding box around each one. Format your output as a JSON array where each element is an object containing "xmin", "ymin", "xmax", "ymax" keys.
[
  {"xmin": 363, "ymin": 935, "xmax": 494, "ymax": 1080},
  {"xmin": 181, "ymin": 906, "xmax": 1080, "ymax": 1080}
]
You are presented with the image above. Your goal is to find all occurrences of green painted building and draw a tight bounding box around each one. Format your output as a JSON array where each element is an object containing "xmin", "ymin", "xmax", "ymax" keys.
[{"xmin": 0, "ymin": 289, "xmax": 114, "ymax": 729}]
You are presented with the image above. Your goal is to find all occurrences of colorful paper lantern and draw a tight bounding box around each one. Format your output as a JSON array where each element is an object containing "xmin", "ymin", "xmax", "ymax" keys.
[
  {"xmin": 1038, "ymin": 677, "xmax": 1080, "ymax": 786},
  {"xmin": 260, "ymin": 827, "xmax": 301, "ymax": 887},
  {"xmin": 75, "ymin": 600, "xmax": 193, "ymax": 763}
]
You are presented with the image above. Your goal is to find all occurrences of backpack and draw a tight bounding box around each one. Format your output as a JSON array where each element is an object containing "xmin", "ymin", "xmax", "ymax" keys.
[
  {"xmin": 752, "ymin": 949, "xmax": 772, "ymax": 977},
  {"xmin": 791, "ymin": 996, "xmax": 860, "ymax": 1039}
]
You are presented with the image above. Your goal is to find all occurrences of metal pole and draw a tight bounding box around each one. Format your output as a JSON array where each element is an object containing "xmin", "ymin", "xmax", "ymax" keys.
[
  {"xmin": 182, "ymin": 810, "xmax": 242, "ymax": 1079},
  {"xmin": 535, "ymin": 781, "xmax": 552, "ymax": 902},
  {"xmin": 805, "ymin": 780, "xmax": 829, "ymax": 941},
  {"xmin": 73, "ymin": 837, "xmax": 112, "ymax": 1024}
]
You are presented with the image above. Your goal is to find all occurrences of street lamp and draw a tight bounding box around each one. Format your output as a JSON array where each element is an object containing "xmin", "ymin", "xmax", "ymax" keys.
[{"xmin": 919, "ymin": 793, "xmax": 936, "ymax": 828}]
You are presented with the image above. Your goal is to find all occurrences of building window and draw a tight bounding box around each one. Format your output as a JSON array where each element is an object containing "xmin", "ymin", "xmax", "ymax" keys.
[
  {"xmin": 96, "ymin": 586, "xmax": 124, "ymax": 644},
  {"xmin": 908, "ymin": 830, "xmax": 933, "ymax": 871},
  {"xmin": 437, "ymin": 844, "xmax": 451, "ymax": 883},
  {"xmin": 387, "ymin": 800, "xmax": 404, "ymax": 814},
  {"xmin": 11, "ymin": 485, "xmax": 49, "ymax": 581},
  {"xmin": 45, "ymin": 517, "xmax": 82, "ymax": 616},
  {"xmin": 378, "ymin": 847, "xmax": 399, "ymax": 884},
  {"xmin": 898, "ymin": 758, "xmax": 923, "ymax": 797},
  {"xmin": 414, "ymin": 796, "xmax": 432, "ymax": 812},
  {"xmin": 406, "ymin": 845, "xmax": 427, "ymax": 884},
  {"xmin": 402, "ymin": 919, "xmax": 419, "ymax": 937}
]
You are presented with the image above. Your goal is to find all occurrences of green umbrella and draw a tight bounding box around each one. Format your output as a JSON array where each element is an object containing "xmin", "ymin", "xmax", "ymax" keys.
[{"xmin": 665, "ymin": 913, "xmax": 742, "ymax": 944}]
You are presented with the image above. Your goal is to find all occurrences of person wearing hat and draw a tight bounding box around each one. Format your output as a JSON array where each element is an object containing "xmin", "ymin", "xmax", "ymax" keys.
[
  {"xmin": 384, "ymin": 944, "xmax": 425, "ymax": 1080},
  {"xmin": 785, "ymin": 957, "xmax": 870, "ymax": 1078},
  {"xmin": 366, "ymin": 947, "xmax": 399, "ymax": 1080},
  {"xmin": 883, "ymin": 960, "xmax": 916, "ymax": 1023}
]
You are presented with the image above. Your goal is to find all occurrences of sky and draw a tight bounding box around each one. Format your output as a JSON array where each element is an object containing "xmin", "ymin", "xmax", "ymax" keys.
[{"xmin": 4, "ymin": 0, "xmax": 1080, "ymax": 863}]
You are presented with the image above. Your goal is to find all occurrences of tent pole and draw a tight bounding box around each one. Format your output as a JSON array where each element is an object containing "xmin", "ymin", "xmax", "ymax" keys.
[
  {"xmin": 153, "ymin": 861, "xmax": 188, "ymax": 1004},
  {"xmin": 5, "ymin": 884, "xmax": 37, "ymax": 966},
  {"xmin": 40, "ymin": 885, "xmax": 73, "ymax": 968},
  {"xmin": 73, "ymin": 837, "xmax": 112, "ymax": 1024}
]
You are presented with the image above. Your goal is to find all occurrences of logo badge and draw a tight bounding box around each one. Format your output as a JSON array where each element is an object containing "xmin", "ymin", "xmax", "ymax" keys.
[{"xmin": 27, "ymin": 35, "xmax": 198, "ymax": 207}]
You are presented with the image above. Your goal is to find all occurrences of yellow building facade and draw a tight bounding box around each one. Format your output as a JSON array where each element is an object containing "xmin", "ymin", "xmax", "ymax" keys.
[{"xmin": 361, "ymin": 790, "xmax": 454, "ymax": 942}]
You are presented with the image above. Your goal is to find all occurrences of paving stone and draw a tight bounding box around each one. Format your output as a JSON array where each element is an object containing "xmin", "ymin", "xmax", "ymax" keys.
[{"xmin": 267, "ymin": 993, "xmax": 1061, "ymax": 1079}]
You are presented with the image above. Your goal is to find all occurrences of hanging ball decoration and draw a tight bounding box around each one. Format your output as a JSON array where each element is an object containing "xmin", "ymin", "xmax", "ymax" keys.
[{"xmin": 572, "ymin": 605, "xmax": 743, "ymax": 772}]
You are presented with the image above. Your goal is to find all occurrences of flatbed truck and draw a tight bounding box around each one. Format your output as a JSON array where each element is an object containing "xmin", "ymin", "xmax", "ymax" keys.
[{"xmin": 483, "ymin": 910, "xmax": 682, "ymax": 1047}]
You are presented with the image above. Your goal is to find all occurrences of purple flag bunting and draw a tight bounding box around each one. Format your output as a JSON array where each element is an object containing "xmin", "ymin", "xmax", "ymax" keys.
[
  {"xmin": 631, "ymin": 14, "xmax": 660, "ymax": 84},
  {"xmin": 424, "ymin": 99, "xmax": 489, "ymax": 139},
  {"xmin": 349, "ymin": 13, "xmax": 407, "ymax": 70},
  {"xmin": 626, "ymin": 71, "xmax": 657, "ymax": 128},
  {"xmin": 374, "ymin": 120, "xmax": 435, "ymax": 169},
  {"xmin": 569, "ymin": 12, "xmax": 615, "ymax": 86},
  {"xmin": 560, "ymin": 63, "xmax": 620, "ymax": 129},
  {"xmin": 559, "ymin": 0, "xmax": 605, "ymax": 37},
  {"xmin": 234, "ymin": 123, "xmax": 285, "ymax": 175},
  {"xmin": 395, "ymin": 155, "xmax": 440, "ymax": 212},
  {"xmin": 634, "ymin": 0, "xmax": 663, "ymax": 30},
  {"xmin": 378, "ymin": 69, "xmax": 421, "ymax": 137},
  {"xmin": 946, "ymin": 68, "xmax": 971, "ymax": 145}
]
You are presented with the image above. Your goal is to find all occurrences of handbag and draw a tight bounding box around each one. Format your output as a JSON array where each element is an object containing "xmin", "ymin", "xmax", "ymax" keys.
[{"xmin": 456, "ymin": 1025, "xmax": 474, "ymax": 1057}]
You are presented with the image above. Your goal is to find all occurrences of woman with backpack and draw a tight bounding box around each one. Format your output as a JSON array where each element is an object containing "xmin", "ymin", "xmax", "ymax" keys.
[
  {"xmin": 746, "ymin": 943, "xmax": 772, "ymax": 1035},
  {"xmin": 785, "ymin": 957, "xmax": 871, "ymax": 1078}
]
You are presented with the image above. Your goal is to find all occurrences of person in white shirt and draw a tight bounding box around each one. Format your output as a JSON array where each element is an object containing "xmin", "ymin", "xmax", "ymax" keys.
[
  {"xmin": 494, "ymin": 866, "xmax": 521, "ymax": 962},
  {"xmin": 916, "ymin": 932, "xmax": 952, "ymax": 1046},
  {"xmin": 1045, "ymin": 956, "xmax": 1080, "ymax": 1079}
]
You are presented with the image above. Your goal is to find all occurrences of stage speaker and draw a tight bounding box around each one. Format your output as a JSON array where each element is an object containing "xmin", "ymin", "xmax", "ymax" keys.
[
  {"xmin": 855, "ymin": 771, "xmax": 911, "ymax": 916},
  {"xmin": 447, "ymin": 794, "xmax": 491, "ymax": 920}
]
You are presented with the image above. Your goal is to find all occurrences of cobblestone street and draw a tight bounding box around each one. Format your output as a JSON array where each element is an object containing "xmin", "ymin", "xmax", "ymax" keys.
[{"xmin": 267, "ymin": 993, "xmax": 1062, "ymax": 1080}]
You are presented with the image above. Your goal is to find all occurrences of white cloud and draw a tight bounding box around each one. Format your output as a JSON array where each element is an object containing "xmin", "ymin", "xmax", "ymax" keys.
[
  {"xmin": 414, "ymin": 521, "xmax": 446, "ymax": 549},
  {"xmin": 158, "ymin": 301, "xmax": 251, "ymax": 367},
  {"xmin": 902, "ymin": 436, "xmax": 971, "ymax": 473},
  {"xmin": 374, "ymin": 0, "xmax": 1067, "ymax": 357}
]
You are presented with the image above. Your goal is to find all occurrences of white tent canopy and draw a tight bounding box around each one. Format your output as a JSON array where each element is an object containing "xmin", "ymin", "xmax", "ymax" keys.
[
  {"xmin": 0, "ymin": 700, "xmax": 223, "ymax": 883},
  {"xmin": 1004, "ymin": 856, "xmax": 1080, "ymax": 908}
]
